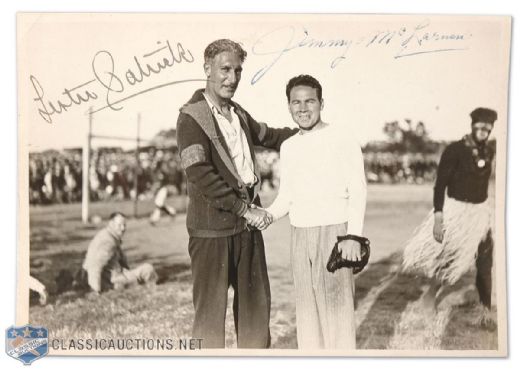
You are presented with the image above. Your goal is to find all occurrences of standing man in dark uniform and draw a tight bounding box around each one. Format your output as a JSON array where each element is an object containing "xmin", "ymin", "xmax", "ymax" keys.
[
  {"xmin": 403, "ymin": 107, "xmax": 497, "ymax": 326},
  {"xmin": 176, "ymin": 39, "xmax": 297, "ymax": 348}
]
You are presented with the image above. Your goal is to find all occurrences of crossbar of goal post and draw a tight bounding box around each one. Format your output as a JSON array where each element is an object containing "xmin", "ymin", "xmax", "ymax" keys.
[{"xmin": 82, "ymin": 110, "xmax": 151, "ymax": 224}]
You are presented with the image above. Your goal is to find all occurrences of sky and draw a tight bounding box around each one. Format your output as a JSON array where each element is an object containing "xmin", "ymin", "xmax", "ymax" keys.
[{"xmin": 18, "ymin": 13, "xmax": 510, "ymax": 151}]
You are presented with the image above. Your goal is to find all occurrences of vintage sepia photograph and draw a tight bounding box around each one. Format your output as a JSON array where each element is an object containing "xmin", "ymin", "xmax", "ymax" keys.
[{"xmin": 15, "ymin": 13, "xmax": 510, "ymax": 357}]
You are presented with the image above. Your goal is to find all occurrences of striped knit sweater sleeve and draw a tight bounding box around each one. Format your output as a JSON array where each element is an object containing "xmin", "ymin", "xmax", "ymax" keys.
[{"xmin": 177, "ymin": 112, "xmax": 248, "ymax": 216}]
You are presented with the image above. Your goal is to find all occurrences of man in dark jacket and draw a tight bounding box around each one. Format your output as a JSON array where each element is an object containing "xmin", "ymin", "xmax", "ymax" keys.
[{"xmin": 177, "ymin": 39, "xmax": 296, "ymax": 348}]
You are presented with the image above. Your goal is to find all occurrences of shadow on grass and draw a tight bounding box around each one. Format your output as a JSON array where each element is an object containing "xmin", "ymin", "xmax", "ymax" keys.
[
  {"xmin": 354, "ymin": 255, "xmax": 498, "ymax": 350},
  {"xmin": 439, "ymin": 274, "xmax": 498, "ymax": 350},
  {"xmin": 30, "ymin": 248, "xmax": 191, "ymax": 308},
  {"xmin": 355, "ymin": 252, "xmax": 426, "ymax": 350},
  {"xmin": 32, "ymin": 259, "xmax": 192, "ymax": 310},
  {"xmin": 132, "ymin": 254, "xmax": 191, "ymax": 285},
  {"xmin": 354, "ymin": 252, "xmax": 400, "ymax": 308}
]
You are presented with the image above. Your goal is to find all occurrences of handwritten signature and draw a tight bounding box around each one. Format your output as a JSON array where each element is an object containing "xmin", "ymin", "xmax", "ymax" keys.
[
  {"xmin": 30, "ymin": 40, "xmax": 203, "ymax": 124},
  {"xmin": 251, "ymin": 19, "xmax": 470, "ymax": 84}
]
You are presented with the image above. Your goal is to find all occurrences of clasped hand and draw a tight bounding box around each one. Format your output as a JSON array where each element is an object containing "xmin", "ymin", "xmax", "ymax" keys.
[{"xmin": 244, "ymin": 206, "xmax": 273, "ymax": 230}]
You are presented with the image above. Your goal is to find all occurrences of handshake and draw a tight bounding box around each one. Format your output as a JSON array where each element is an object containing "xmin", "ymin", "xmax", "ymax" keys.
[{"xmin": 243, "ymin": 205, "xmax": 274, "ymax": 231}]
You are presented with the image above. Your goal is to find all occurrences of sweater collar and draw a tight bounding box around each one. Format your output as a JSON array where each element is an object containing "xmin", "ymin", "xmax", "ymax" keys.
[
  {"xmin": 180, "ymin": 89, "xmax": 261, "ymax": 200},
  {"xmin": 180, "ymin": 89, "xmax": 249, "ymax": 186}
]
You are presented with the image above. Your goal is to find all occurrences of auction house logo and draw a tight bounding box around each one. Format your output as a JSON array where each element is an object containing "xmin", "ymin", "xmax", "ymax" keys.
[{"xmin": 6, "ymin": 325, "xmax": 48, "ymax": 365}]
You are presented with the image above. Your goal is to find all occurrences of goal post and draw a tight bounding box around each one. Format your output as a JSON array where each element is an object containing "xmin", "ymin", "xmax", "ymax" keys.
[
  {"xmin": 81, "ymin": 109, "xmax": 92, "ymax": 224},
  {"xmin": 81, "ymin": 109, "xmax": 149, "ymax": 224}
]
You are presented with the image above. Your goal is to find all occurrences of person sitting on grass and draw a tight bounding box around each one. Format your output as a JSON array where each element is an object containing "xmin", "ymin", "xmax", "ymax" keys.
[{"xmin": 82, "ymin": 212, "xmax": 158, "ymax": 294}]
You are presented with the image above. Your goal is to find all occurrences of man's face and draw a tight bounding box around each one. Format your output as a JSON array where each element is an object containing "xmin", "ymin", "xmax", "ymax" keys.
[
  {"xmin": 110, "ymin": 215, "xmax": 127, "ymax": 239},
  {"xmin": 204, "ymin": 52, "xmax": 242, "ymax": 101},
  {"xmin": 288, "ymin": 85, "xmax": 323, "ymax": 130},
  {"xmin": 472, "ymin": 122, "xmax": 493, "ymax": 143}
]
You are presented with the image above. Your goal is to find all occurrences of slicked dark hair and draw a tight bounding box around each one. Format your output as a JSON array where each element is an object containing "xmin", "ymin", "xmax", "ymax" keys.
[
  {"xmin": 204, "ymin": 39, "xmax": 247, "ymax": 64},
  {"xmin": 109, "ymin": 212, "xmax": 126, "ymax": 220},
  {"xmin": 286, "ymin": 74, "xmax": 323, "ymax": 102}
]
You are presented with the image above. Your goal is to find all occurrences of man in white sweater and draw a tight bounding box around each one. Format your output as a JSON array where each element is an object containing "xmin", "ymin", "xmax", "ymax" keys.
[{"xmin": 266, "ymin": 75, "xmax": 367, "ymax": 349}]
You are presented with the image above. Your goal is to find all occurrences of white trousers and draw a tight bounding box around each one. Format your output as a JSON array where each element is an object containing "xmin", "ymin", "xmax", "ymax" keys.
[{"xmin": 291, "ymin": 222, "xmax": 356, "ymax": 349}]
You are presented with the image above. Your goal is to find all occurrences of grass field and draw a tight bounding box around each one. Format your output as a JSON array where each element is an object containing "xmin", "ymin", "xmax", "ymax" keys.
[{"xmin": 28, "ymin": 184, "xmax": 498, "ymax": 351}]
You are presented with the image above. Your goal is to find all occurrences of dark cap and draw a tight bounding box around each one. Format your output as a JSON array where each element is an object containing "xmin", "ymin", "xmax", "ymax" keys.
[{"xmin": 470, "ymin": 107, "xmax": 497, "ymax": 124}]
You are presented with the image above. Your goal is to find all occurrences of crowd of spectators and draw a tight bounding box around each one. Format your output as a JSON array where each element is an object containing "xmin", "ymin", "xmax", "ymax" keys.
[
  {"xmin": 29, "ymin": 146, "xmax": 442, "ymax": 205},
  {"xmin": 29, "ymin": 147, "xmax": 184, "ymax": 205},
  {"xmin": 29, "ymin": 150, "xmax": 83, "ymax": 205},
  {"xmin": 364, "ymin": 152, "xmax": 439, "ymax": 184}
]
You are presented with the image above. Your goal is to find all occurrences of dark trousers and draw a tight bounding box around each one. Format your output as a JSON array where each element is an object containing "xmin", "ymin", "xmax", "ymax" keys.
[
  {"xmin": 188, "ymin": 230, "xmax": 271, "ymax": 348},
  {"xmin": 475, "ymin": 230, "xmax": 494, "ymax": 308}
]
